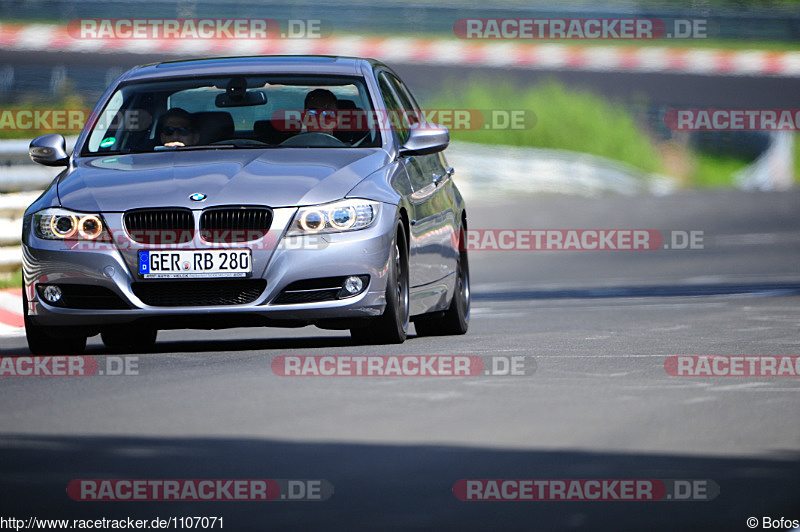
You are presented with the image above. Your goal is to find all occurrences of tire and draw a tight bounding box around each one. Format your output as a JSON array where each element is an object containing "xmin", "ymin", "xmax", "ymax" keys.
[
  {"xmin": 23, "ymin": 288, "xmax": 87, "ymax": 356},
  {"xmin": 350, "ymin": 222, "xmax": 409, "ymax": 345},
  {"xmin": 101, "ymin": 326, "xmax": 158, "ymax": 353},
  {"xmin": 414, "ymin": 242, "xmax": 470, "ymax": 337}
]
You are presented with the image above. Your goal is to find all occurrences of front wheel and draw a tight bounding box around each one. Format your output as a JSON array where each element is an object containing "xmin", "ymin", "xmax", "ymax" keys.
[
  {"xmin": 350, "ymin": 222, "xmax": 409, "ymax": 345},
  {"xmin": 414, "ymin": 245, "xmax": 470, "ymax": 337}
]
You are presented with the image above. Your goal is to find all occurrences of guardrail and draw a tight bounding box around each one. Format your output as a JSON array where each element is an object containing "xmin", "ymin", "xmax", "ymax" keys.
[
  {"xmin": 0, "ymin": 133, "xmax": 792, "ymax": 273},
  {"xmin": 0, "ymin": 136, "xmax": 75, "ymax": 192},
  {"xmin": 0, "ymin": 136, "xmax": 675, "ymax": 273},
  {"xmin": 0, "ymin": 138, "xmax": 61, "ymax": 271},
  {"xmin": 0, "ymin": 137, "xmax": 79, "ymax": 271},
  {"xmin": 0, "ymin": 191, "xmax": 38, "ymax": 271}
]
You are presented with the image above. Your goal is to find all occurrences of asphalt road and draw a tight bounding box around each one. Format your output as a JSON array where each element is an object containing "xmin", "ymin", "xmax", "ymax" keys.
[{"xmin": 1, "ymin": 189, "xmax": 799, "ymax": 531}]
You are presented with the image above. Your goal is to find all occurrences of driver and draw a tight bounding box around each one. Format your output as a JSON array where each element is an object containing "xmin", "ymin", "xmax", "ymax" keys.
[
  {"xmin": 303, "ymin": 89, "xmax": 338, "ymax": 135},
  {"xmin": 159, "ymin": 108, "xmax": 199, "ymax": 147}
]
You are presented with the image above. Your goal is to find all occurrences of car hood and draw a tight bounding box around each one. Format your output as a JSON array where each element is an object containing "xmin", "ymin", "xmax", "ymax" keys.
[{"xmin": 58, "ymin": 148, "xmax": 391, "ymax": 212}]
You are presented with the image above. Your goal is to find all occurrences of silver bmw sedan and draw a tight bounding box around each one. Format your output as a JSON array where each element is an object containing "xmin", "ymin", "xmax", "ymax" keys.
[{"xmin": 22, "ymin": 56, "xmax": 469, "ymax": 355}]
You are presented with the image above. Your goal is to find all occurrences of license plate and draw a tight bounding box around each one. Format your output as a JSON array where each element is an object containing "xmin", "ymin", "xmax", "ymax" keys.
[{"xmin": 139, "ymin": 249, "xmax": 252, "ymax": 279}]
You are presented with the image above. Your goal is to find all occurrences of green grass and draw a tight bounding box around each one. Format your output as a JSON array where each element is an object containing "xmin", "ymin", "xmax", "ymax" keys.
[
  {"xmin": 691, "ymin": 152, "xmax": 752, "ymax": 187},
  {"xmin": 795, "ymin": 134, "xmax": 800, "ymax": 184},
  {"xmin": 0, "ymin": 82, "xmax": 86, "ymax": 139},
  {"xmin": 433, "ymin": 78, "xmax": 663, "ymax": 174},
  {"xmin": 0, "ymin": 102, "xmax": 86, "ymax": 139},
  {"xmin": 0, "ymin": 270, "xmax": 22, "ymax": 290},
  {"xmin": 430, "ymin": 77, "xmax": 774, "ymax": 188}
]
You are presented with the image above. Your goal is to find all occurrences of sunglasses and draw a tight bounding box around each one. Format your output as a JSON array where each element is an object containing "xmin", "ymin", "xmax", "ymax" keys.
[
  {"xmin": 306, "ymin": 109, "xmax": 336, "ymax": 118},
  {"xmin": 161, "ymin": 126, "xmax": 192, "ymax": 135}
]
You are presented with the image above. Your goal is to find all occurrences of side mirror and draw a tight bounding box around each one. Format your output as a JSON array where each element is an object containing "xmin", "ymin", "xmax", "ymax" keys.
[
  {"xmin": 29, "ymin": 134, "xmax": 69, "ymax": 166},
  {"xmin": 398, "ymin": 123, "xmax": 449, "ymax": 156}
]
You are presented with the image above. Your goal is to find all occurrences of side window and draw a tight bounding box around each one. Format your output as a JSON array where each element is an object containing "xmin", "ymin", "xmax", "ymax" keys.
[
  {"xmin": 386, "ymin": 74, "xmax": 421, "ymax": 128},
  {"xmin": 88, "ymin": 90, "xmax": 124, "ymax": 152},
  {"xmin": 378, "ymin": 72, "xmax": 409, "ymax": 145}
]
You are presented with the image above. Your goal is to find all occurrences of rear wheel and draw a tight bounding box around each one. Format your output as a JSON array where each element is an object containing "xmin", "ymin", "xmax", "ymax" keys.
[
  {"xmin": 101, "ymin": 326, "xmax": 158, "ymax": 353},
  {"xmin": 23, "ymin": 288, "xmax": 87, "ymax": 356},
  {"xmin": 414, "ymin": 243, "xmax": 470, "ymax": 337},
  {"xmin": 350, "ymin": 223, "xmax": 409, "ymax": 345}
]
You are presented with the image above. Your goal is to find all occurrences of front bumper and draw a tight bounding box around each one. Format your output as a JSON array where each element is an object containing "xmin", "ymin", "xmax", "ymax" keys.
[{"xmin": 23, "ymin": 204, "xmax": 396, "ymax": 329}]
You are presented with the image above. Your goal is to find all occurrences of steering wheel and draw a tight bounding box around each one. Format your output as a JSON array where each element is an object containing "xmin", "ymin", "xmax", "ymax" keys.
[
  {"xmin": 279, "ymin": 132, "xmax": 347, "ymax": 147},
  {"xmin": 349, "ymin": 131, "xmax": 374, "ymax": 147},
  {"xmin": 210, "ymin": 139, "xmax": 269, "ymax": 147}
]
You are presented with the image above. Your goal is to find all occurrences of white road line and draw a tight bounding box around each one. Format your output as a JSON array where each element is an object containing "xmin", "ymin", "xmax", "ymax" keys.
[
  {"xmin": 0, "ymin": 290, "xmax": 22, "ymax": 314},
  {"xmin": 0, "ymin": 323, "xmax": 24, "ymax": 337},
  {"xmin": 715, "ymin": 232, "xmax": 800, "ymax": 246}
]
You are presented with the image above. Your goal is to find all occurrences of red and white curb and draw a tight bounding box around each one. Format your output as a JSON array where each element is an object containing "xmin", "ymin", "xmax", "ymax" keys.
[
  {"xmin": 1, "ymin": 23, "xmax": 799, "ymax": 77},
  {"xmin": 0, "ymin": 288, "xmax": 24, "ymax": 337}
]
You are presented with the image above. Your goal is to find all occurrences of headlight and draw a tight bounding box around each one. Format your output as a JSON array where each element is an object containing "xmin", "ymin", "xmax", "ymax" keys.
[
  {"xmin": 34, "ymin": 208, "xmax": 110, "ymax": 241},
  {"xmin": 287, "ymin": 199, "xmax": 379, "ymax": 236}
]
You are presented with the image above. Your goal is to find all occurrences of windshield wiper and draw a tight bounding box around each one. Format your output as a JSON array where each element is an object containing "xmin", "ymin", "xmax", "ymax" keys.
[
  {"xmin": 82, "ymin": 148, "xmax": 151, "ymax": 157},
  {"xmin": 153, "ymin": 144, "xmax": 236, "ymax": 151}
]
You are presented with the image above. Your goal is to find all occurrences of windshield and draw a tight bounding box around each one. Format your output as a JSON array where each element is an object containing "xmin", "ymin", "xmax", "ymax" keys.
[{"xmin": 82, "ymin": 74, "xmax": 382, "ymax": 154}]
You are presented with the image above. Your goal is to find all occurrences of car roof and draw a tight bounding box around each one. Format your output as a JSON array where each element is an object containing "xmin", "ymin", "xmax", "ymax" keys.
[{"xmin": 121, "ymin": 56, "xmax": 386, "ymax": 82}]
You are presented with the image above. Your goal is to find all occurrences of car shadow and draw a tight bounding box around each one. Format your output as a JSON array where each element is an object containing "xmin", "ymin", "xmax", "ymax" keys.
[
  {"xmin": 0, "ymin": 433, "xmax": 797, "ymax": 532},
  {"xmin": 114, "ymin": 334, "xmax": 358, "ymax": 354},
  {"xmin": 1, "ymin": 333, "xmax": 432, "ymax": 357}
]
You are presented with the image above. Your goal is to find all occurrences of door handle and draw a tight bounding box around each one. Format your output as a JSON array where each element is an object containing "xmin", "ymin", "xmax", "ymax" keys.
[
  {"xmin": 433, "ymin": 167, "xmax": 454, "ymax": 185},
  {"xmin": 433, "ymin": 168, "xmax": 453, "ymax": 186}
]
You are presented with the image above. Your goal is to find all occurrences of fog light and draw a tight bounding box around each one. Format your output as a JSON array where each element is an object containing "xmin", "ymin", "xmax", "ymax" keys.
[
  {"xmin": 342, "ymin": 276, "xmax": 364, "ymax": 295},
  {"xmin": 42, "ymin": 285, "xmax": 62, "ymax": 303}
]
